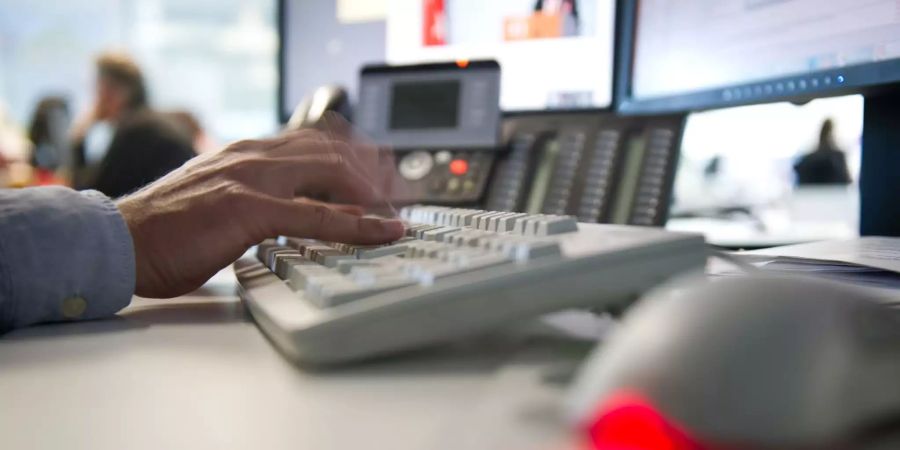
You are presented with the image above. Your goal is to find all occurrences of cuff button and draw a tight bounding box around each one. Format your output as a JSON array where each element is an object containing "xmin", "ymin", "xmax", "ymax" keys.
[{"xmin": 62, "ymin": 296, "xmax": 88, "ymax": 319}]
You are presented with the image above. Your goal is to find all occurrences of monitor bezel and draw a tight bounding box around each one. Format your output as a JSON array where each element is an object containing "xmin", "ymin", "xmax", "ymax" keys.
[
  {"xmin": 614, "ymin": 0, "xmax": 900, "ymax": 115},
  {"xmin": 277, "ymin": 0, "xmax": 289, "ymax": 123}
]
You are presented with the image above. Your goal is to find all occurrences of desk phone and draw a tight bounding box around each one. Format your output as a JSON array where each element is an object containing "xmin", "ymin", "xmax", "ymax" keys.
[
  {"xmin": 488, "ymin": 113, "xmax": 684, "ymax": 226},
  {"xmin": 356, "ymin": 61, "xmax": 684, "ymax": 225}
]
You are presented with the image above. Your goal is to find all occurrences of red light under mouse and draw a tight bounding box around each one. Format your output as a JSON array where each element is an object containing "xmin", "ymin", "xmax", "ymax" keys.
[{"xmin": 583, "ymin": 391, "xmax": 707, "ymax": 450}]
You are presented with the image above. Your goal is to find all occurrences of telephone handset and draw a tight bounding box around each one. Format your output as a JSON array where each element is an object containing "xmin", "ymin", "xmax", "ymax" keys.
[
  {"xmin": 485, "ymin": 113, "xmax": 685, "ymax": 226},
  {"xmin": 285, "ymin": 85, "xmax": 352, "ymax": 131}
]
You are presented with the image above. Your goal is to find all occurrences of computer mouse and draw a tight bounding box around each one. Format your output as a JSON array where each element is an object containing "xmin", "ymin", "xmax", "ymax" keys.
[{"xmin": 565, "ymin": 275, "xmax": 900, "ymax": 449}]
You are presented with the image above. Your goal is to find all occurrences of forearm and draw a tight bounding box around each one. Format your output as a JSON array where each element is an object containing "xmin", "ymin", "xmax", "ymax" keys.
[{"xmin": 0, "ymin": 187, "xmax": 135, "ymax": 332}]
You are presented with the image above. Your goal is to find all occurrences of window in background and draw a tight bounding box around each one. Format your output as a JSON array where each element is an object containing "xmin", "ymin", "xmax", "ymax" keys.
[
  {"xmin": 670, "ymin": 94, "xmax": 864, "ymax": 245},
  {"xmin": 0, "ymin": 0, "xmax": 278, "ymax": 146},
  {"xmin": 674, "ymin": 94, "xmax": 863, "ymax": 211}
]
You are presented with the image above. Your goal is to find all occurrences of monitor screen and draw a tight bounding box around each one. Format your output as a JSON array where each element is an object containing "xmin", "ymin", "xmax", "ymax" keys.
[
  {"xmin": 357, "ymin": 62, "xmax": 501, "ymax": 149},
  {"xmin": 390, "ymin": 80, "xmax": 461, "ymax": 129},
  {"xmin": 387, "ymin": 0, "xmax": 616, "ymax": 111},
  {"xmin": 622, "ymin": 0, "xmax": 900, "ymax": 112},
  {"xmin": 279, "ymin": 0, "xmax": 616, "ymax": 120}
]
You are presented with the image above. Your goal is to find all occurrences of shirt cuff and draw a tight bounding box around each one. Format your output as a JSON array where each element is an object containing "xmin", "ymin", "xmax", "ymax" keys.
[{"xmin": 0, "ymin": 187, "xmax": 135, "ymax": 332}]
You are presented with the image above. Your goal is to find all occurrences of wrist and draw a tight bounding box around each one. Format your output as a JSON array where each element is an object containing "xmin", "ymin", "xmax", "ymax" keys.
[{"xmin": 116, "ymin": 196, "xmax": 154, "ymax": 297}]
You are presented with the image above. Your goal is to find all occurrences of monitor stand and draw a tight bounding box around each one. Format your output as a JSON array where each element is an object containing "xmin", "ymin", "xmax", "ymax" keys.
[{"xmin": 860, "ymin": 91, "xmax": 900, "ymax": 237}]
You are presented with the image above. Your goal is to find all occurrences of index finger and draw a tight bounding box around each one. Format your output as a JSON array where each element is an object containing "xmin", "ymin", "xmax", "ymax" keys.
[{"xmin": 259, "ymin": 196, "xmax": 405, "ymax": 244}]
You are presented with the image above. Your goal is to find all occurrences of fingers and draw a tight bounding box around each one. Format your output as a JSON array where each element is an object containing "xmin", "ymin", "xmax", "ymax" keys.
[
  {"xmin": 228, "ymin": 126, "xmax": 401, "ymax": 207},
  {"xmin": 225, "ymin": 153, "xmax": 383, "ymax": 205},
  {"xmin": 279, "ymin": 153, "xmax": 384, "ymax": 205},
  {"xmin": 259, "ymin": 196, "xmax": 405, "ymax": 245},
  {"xmin": 294, "ymin": 197, "xmax": 365, "ymax": 216},
  {"xmin": 267, "ymin": 127, "xmax": 385, "ymax": 177}
]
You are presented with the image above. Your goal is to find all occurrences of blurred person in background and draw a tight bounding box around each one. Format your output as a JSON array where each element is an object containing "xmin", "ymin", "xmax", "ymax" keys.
[
  {"xmin": 92, "ymin": 107, "xmax": 195, "ymax": 197},
  {"xmin": 27, "ymin": 96, "xmax": 71, "ymax": 185},
  {"xmin": 534, "ymin": 0, "xmax": 580, "ymax": 36},
  {"xmin": 70, "ymin": 52, "xmax": 143, "ymax": 186},
  {"xmin": 71, "ymin": 52, "xmax": 194, "ymax": 197},
  {"xmin": 794, "ymin": 118, "xmax": 852, "ymax": 186}
]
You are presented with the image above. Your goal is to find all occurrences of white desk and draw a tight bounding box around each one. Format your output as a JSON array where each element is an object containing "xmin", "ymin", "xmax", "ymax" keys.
[{"xmin": 0, "ymin": 271, "xmax": 595, "ymax": 450}]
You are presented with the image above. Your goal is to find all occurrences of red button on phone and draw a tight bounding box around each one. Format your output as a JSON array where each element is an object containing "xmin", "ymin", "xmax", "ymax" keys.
[{"xmin": 449, "ymin": 159, "xmax": 468, "ymax": 176}]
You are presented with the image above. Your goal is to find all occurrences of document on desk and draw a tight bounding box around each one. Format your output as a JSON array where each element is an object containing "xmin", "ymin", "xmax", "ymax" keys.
[
  {"xmin": 724, "ymin": 237, "xmax": 900, "ymax": 291},
  {"xmin": 740, "ymin": 237, "xmax": 900, "ymax": 272}
]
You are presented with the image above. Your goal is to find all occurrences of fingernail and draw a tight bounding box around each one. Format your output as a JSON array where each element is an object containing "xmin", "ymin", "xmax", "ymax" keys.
[{"xmin": 380, "ymin": 219, "xmax": 405, "ymax": 236}]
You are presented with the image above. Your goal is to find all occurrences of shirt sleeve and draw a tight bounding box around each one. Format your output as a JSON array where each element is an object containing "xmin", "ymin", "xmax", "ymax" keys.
[{"xmin": 0, "ymin": 186, "xmax": 135, "ymax": 333}]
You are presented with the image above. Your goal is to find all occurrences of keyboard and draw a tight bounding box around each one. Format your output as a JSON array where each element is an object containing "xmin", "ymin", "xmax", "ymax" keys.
[{"xmin": 235, "ymin": 205, "xmax": 706, "ymax": 365}]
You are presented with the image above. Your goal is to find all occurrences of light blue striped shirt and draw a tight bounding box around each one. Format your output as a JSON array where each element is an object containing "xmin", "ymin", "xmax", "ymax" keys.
[{"xmin": 0, "ymin": 186, "xmax": 134, "ymax": 332}]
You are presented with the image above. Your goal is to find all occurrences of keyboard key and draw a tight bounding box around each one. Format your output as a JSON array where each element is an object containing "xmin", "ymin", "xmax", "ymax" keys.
[
  {"xmin": 273, "ymin": 254, "xmax": 307, "ymax": 279},
  {"xmin": 403, "ymin": 224, "xmax": 431, "ymax": 237},
  {"xmin": 537, "ymin": 216, "xmax": 578, "ymax": 235},
  {"xmin": 267, "ymin": 248, "xmax": 299, "ymax": 271},
  {"xmin": 304, "ymin": 274, "xmax": 354, "ymax": 304},
  {"xmin": 313, "ymin": 249, "xmax": 354, "ymax": 267},
  {"xmin": 356, "ymin": 243, "xmax": 410, "ymax": 259},
  {"xmin": 422, "ymin": 227, "xmax": 461, "ymax": 241},
  {"xmin": 335, "ymin": 259, "xmax": 380, "ymax": 274},
  {"xmin": 285, "ymin": 238, "xmax": 320, "ymax": 255},
  {"xmin": 303, "ymin": 245, "xmax": 334, "ymax": 261},
  {"xmin": 256, "ymin": 239, "xmax": 281, "ymax": 263},
  {"xmin": 497, "ymin": 213, "xmax": 529, "ymax": 232},
  {"xmin": 513, "ymin": 216, "xmax": 535, "ymax": 235},
  {"xmin": 512, "ymin": 240, "xmax": 561, "ymax": 262},
  {"xmin": 286, "ymin": 264, "xmax": 334, "ymax": 290},
  {"xmin": 459, "ymin": 210, "xmax": 482, "ymax": 226}
]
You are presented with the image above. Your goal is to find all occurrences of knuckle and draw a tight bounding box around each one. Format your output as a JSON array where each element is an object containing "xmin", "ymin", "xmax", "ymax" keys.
[
  {"xmin": 331, "ymin": 141, "xmax": 353, "ymax": 155},
  {"xmin": 301, "ymin": 128, "xmax": 326, "ymax": 140},
  {"xmin": 224, "ymin": 154, "xmax": 256, "ymax": 170},
  {"xmin": 225, "ymin": 139, "xmax": 259, "ymax": 153},
  {"xmin": 289, "ymin": 128, "xmax": 325, "ymax": 145},
  {"xmin": 325, "ymin": 152, "xmax": 346, "ymax": 168},
  {"xmin": 221, "ymin": 182, "xmax": 249, "ymax": 199},
  {"xmin": 303, "ymin": 152, "xmax": 345, "ymax": 170},
  {"xmin": 222, "ymin": 155, "xmax": 273, "ymax": 181},
  {"xmin": 216, "ymin": 181, "xmax": 252, "ymax": 202}
]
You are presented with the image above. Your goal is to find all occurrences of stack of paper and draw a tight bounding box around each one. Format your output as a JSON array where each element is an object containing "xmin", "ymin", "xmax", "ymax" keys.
[{"xmin": 718, "ymin": 237, "xmax": 900, "ymax": 291}]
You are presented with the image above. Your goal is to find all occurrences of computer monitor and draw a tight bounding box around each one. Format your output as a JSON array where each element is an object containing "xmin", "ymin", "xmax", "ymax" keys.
[
  {"xmin": 385, "ymin": 0, "xmax": 616, "ymax": 112},
  {"xmin": 279, "ymin": 0, "xmax": 617, "ymax": 120},
  {"xmin": 278, "ymin": 1, "xmax": 386, "ymax": 122},
  {"xmin": 616, "ymin": 0, "xmax": 900, "ymax": 113}
]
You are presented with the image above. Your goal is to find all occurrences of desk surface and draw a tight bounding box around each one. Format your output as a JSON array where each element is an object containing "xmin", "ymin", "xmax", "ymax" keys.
[{"xmin": 0, "ymin": 272, "xmax": 595, "ymax": 450}]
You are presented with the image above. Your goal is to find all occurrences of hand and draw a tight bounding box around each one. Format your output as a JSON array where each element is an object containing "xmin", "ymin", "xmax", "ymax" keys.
[{"xmin": 116, "ymin": 128, "xmax": 405, "ymax": 298}]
